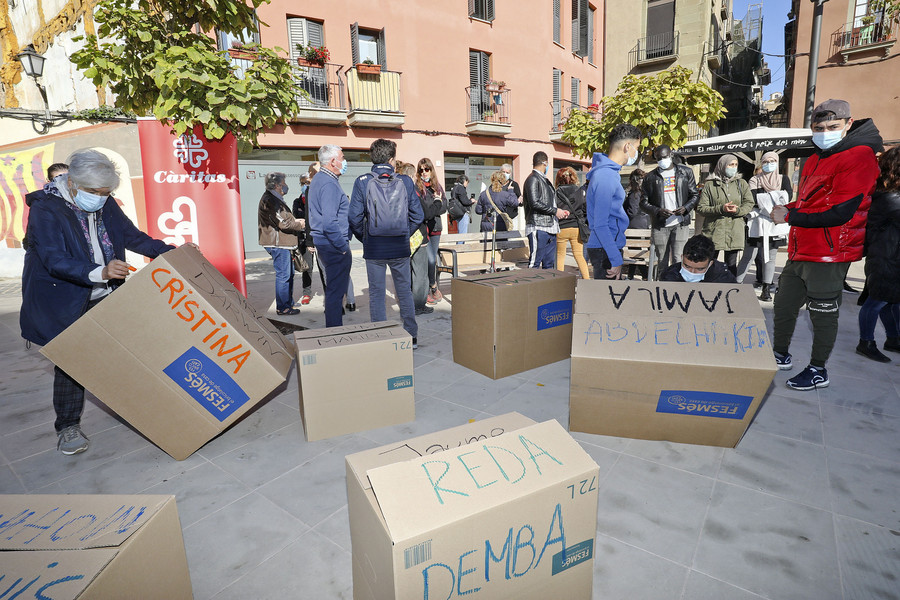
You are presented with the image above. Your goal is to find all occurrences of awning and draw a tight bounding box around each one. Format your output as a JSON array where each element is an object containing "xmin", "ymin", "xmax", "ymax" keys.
[{"xmin": 679, "ymin": 126, "xmax": 815, "ymax": 165}]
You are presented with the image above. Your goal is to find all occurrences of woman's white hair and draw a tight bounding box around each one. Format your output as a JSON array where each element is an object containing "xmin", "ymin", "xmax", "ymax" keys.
[
  {"xmin": 66, "ymin": 149, "xmax": 121, "ymax": 191},
  {"xmin": 318, "ymin": 144, "xmax": 342, "ymax": 165}
]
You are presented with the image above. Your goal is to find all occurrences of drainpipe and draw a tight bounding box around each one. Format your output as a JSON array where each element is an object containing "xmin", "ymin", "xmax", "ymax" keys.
[{"xmin": 803, "ymin": 0, "xmax": 830, "ymax": 127}]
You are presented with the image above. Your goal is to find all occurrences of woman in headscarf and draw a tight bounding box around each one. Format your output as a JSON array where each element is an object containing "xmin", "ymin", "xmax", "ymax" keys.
[
  {"xmin": 736, "ymin": 152, "xmax": 793, "ymax": 300},
  {"xmin": 695, "ymin": 154, "xmax": 754, "ymax": 277}
]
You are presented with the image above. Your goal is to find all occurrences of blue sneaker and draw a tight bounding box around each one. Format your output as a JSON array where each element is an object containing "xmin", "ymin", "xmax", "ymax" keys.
[
  {"xmin": 774, "ymin": 351, "xmax": 793, "ymax": 371},
  {"xmin": 786, "ymin": 365, "xmax": 829, "ymax": 391}
]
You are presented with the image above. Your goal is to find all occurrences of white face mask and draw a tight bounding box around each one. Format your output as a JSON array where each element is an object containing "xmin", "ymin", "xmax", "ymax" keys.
[
  {"xmin": 625, "ymin": 145, "xmax": 638, "ymax": 167},
  {"xmin": 724, "ymin": 166, "xmax": 738, "ymax": 178},
  {"xmin": 658, "ymin": 157, "xmax": 673, "ymax": 170},
  {"xmin": 73, "ymin": 189, "xmax": 107, "ymax": 212},
  {"xmin": 762, "ymin": 163, "xmax": 777, "ymax": 173},
  {"xmin": 680, "ymin": 265, "xmax": 707, "ymax": 282},
  {"xmin": 812, "ymin": 129, "xmax": 845, "ymax": 150}
]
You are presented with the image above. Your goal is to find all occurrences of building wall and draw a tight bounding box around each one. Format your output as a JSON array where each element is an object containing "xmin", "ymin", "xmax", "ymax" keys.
[{"xmin": 786, "ymin": 0, "xmax": 899, "ymax": 144}]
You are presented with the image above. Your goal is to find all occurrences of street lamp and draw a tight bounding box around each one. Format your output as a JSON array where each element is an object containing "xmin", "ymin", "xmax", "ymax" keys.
[{"xmin": 15, "ymin": 44, "xmax": 53, "ymax": 134}]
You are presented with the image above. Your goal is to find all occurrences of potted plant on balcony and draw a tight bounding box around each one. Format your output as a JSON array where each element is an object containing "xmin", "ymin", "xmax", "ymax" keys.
[
  {"xmin": 228, "ymin": 41, "xmax": 257, "ymax": 61},
  {"xmin": 296, "ymin": 43, "xmax": 329, "ymax": 67},
  {"xmin": 484, "ymin": 79, "xmax": 506, "ymax": 93},
  {"xmin": 481, "ymin": 109, "xmax": 495, "ymax": 121},
  {"xmin": 586, "ymin": 103, "xmax": 600, "ymax": 114},
  {"xmin": 356, "ymin": 59, "xmax": 382, "ymax": 74}
]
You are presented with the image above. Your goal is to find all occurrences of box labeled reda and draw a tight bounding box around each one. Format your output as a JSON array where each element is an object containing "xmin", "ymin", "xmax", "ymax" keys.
[
  {"xmin": 0, "ymin": 495, "xmax": 191, "ymax": 599},
  {"xmin": 41, "ymin": 246, "xmax": 295, "ymax": 460},
  {"xmin": 346, "ymin": 413, "xmax": 600, "ymax": 600},
  {"xmin": 569, "ymin": 280, "xmax": 777, "ymax": 447},
  {"xmin": 452, "ymin": 269, "xmax": 576, "ymax": 379},
  {"xmin": 294, "ymin": 321, "xmax": 414, "ymax": 441}
]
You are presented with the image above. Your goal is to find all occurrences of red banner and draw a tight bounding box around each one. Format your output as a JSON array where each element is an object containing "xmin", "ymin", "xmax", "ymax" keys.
[{"xmin": 138, "ymin": 118, "xmax": 247, "ymax": 295}]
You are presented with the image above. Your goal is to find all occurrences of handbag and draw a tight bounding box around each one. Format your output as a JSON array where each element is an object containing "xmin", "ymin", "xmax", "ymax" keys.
[
  {"xmin": 558, "ymin": 187, "xmax": 591, "ymax": 243},
  {"xmin": 486, "ymin": 189, "xmax": 515, "ymax": 230},
  {"xmin": 291, "ymin": 247, "xmax": 310, "ymax": 273}
]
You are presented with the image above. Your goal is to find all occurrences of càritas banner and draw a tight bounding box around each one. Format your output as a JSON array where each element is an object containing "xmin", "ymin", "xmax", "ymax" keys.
[{"xmin": 137, "ymin": 118, "xmax": 247, "ymax": 295}]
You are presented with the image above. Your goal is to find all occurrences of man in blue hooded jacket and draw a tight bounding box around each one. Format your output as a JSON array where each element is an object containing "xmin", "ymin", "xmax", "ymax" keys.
[{"xmin": 584, "ymin": 123, "xmax": 642, "ymax": 279}]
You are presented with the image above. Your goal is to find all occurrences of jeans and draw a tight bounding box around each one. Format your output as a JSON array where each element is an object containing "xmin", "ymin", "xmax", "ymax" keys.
[
  {"xmin": 426, "ymin": 234, "xmax": 441, "ymax": 287},
  {"xmin": 586, "ymin": 247, "xmax": 614, "ymax": 279},
  {"xmin": 316, "ymin": 244, "xmax": 352, "ymax": 327},
  {"xmin": 556, "ymin": 227, "xmax": 589, "ymax": 278},
  {"xmin": 366, "ymin": 258, "xmax": 417, "ymax": 338},
  {"xmin": 265, "ymin": 247, "xmax": 294, "ymax": 311},
  {"xmin": 773, "ymin": 260, "xmax": 850, "ymax": 367},
  {"xmin": 858, "ymin": 298, "xmax": 900, "ymax": 341},
  {"xmin": 410, "ymin": 244, "xmax": 430, "ymax": 311},
  {"xmin": 527, "ymin": 230, "xmax": 556, "ymax": 269},
  {"xmin": 457, "ymin": 213, "xmax": 470, "ymax": 235}
]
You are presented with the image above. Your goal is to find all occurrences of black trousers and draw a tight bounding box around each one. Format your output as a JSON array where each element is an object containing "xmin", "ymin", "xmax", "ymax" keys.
[{"xmin": 52, "ymin": 296, "xmax": 104, "ymax": 432}]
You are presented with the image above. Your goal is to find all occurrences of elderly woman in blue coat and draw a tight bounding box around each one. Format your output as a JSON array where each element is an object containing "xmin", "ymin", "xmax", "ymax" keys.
[{"xmin": 20, "ymin": 149, "xmax": 175, "ymax": 456}]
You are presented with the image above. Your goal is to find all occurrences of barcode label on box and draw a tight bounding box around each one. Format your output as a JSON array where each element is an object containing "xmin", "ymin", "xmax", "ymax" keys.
[
  {"xmin": 302, "ymin": 354, "xmax": 317, "ymax": 366},
  {"xmin": 404, "ymin": 540, "xmax": 432, "ymax": 569}
]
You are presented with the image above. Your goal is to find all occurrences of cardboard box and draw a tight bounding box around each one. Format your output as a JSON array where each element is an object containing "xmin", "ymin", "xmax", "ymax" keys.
[
  {"xmin": 569, "ymin": 280, "xmax": 777, "ymax": 447},
  {"xmin": 294, "ymin": 321, "xmax": 415, "ymax": 441},
  {"xmin": 346, "ymin": 412, "xmax": 600, "ymax": 600},
  {"xmin": 41, "ymin": 246, "xmax": 295, "ymax": 460},
  {"xmin": 452, "ymin": 269, "xmax": 576, "ymax": 379},
  {"xmin": 0, "ymin": 494, "xmax": 191, "ymax": 599}
]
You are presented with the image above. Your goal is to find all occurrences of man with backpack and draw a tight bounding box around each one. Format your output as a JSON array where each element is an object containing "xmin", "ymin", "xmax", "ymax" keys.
[{"xmin": 349, "ymin": 139, "xmax": 425, "ymax": 346}]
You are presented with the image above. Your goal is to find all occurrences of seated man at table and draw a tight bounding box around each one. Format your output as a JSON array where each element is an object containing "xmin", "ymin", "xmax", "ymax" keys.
[{"xmin": 659, "ymin": 234, "xmax": 737, "ymax": 283}]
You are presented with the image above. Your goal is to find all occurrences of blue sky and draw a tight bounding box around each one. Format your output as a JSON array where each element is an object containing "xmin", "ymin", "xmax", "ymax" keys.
[{"xmin": 732, "ymin": 0, "xmax": 793, "ymax": 97}]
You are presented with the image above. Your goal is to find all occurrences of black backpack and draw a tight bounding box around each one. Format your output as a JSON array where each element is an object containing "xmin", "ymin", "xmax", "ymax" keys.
[{"xmin": 365, "ymin": 174, "xmax": 408, "ymax": 236}]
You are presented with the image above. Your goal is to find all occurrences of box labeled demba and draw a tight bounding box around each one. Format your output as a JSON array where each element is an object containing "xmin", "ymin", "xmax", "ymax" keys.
[
  {"xmin": 569, "ymin": 280, "xmax": 777, "ymax": 447},
  {"xmin": 294, "ymin": 321, "xmax": 414, "ymax": 441},
  {"xmin": 452, "ymin": 269, "xmax": 576, "ymax": 379},
  {"xmin": 41, "ymin": 246, "xmax": 295, "ymax": 460},
  {"xmin": 345, "ymin": 412, "xmax": 600, "ymax": 600},
  {"xmin": 0, "ymin": 494, "xmax": 191, "ymax": 599}
]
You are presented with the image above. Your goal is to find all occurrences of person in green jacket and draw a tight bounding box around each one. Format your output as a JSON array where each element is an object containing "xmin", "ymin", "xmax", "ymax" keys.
[{"xmin": 696, "ymin": 154, "xmax": 754, "ymax": 276}]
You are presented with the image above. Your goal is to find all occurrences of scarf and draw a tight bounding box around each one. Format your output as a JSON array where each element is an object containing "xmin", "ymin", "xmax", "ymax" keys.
[
  {"xmin": 51, "ymin": 175, "xmax": 115, "ymax": 265},
  {"xmin": 749, "ymin": 151, "xmax": 781, "ymax": 192},
  {"xmin": 707, "ymin": 154, "xmax": 741, "ymax": 183}
]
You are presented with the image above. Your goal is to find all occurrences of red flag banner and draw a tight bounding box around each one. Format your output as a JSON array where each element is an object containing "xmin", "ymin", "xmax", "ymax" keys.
[{"xmin": 138, "ymin": 118, "xmax": 247, "ymax": 295}]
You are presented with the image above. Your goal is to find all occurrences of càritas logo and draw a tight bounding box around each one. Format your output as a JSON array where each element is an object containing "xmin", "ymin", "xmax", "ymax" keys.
[
  {"xmin": 153, "ymin": 134, "xmax": 229, "ymax": 184},
  {"xmin": 173, "ymin": 134, "xmax": 208, "ymax": 168}
]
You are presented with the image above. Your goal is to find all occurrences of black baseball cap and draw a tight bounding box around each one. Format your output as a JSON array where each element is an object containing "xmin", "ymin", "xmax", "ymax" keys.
[{"xmin": 812, "ymin": 99, "xmax": 851, "ymax": 122}]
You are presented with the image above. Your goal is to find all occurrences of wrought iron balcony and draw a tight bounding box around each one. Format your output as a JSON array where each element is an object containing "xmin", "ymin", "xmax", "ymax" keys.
[
  {"xmin": 465, "ymin": 86, "xmax": 511, "ymax": 136},
  {"xmin": 830, "ymin": 21, "xmax": 896, "ymax": 63},
  {"xmin": 292, "ymin": 62, "xmax": 348, "ymax": 124},
  {"xmin": 629, "ymin": 31, "xmax": 680, "ymax": 71},
  {"xmin": 549, "ymin": 99, "xmax": 591, "ymax": 143}
]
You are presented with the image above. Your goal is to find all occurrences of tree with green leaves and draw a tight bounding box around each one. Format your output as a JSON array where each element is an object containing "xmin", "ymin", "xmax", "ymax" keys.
[
  {"xmin": 871, "ymin": 0, "xmax": 900, "ymax": 27},
  {"xmin": 562, "ymin": 66, "xmax": 726, "ymax": 159},
  {"xmin": 71, "ymin": 0, "xmax": 302, "ymax": 150}
]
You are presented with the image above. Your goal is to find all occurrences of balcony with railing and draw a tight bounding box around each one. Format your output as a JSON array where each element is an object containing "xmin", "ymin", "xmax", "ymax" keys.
[
  {"xmin": 549, "ymin": 99, "xmax": 592, "ymax": 143},
  {"xmin": 830, "ymin": 20, "xmax": 896, "ymax": 63},
  {"xmin": 346, "ymin": 66, "xmax": 405, "ymax": 128},
  {"xmin": 293, "ymin": 62, "xmax": 348, "ymax": 124},
  {"xmin": 629, "ymin": 31, "xmax": 680, "ymax": 71},
  {"xmin": 465, "ymin": 86, "xmax": 511, "ymax": 136}
]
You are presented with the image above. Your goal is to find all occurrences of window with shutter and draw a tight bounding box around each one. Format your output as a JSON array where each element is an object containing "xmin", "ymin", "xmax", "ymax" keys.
[
  {"xmin": 287, "ymin": 18, "xmax": 306, "ymax": 62},
  {"xmin": 646, "ymin": 0, "xmax": 676, "ymax": 58},
  {"xmin": 216, "ymin": 12, "xmax": 260, "ymax": 50},
  {"xmin": 552, "ymin": 68, "xmax": 562, "ymax": 128},
  {"xmin": 587, "ymin": 85, "xmax": 595, "ymax": 106},
  {"xmin": 469, "ymin": 50, "xmax": 490, "ymax": 121},
  {"xmin": 351, "ymin": 23, "xmax": 386, "ymax": 67},
  {"xmin": 350, "ymin": 22, "xmax": 360, "ymax": 65},
  {"xmin": 289, "ymin": 18, "xmax": 327, "ymax": 107},
  {"xmin": 588, "ymin": 6, "xmax": 595, "ymax": 63},
  {"xmin": 553, "ymin": 0, "xmax": 561, "ymax": 44},
  {"xmin": 571, "ymin": 77, "xmax": 580, "ymax": 106},
  {"xmin": 572, "ymin": 0, "xmax": 589, "ymax": 57},
  {"xmin": 469, "ymin": 0, "xmax": 495, "ymax": 21}
]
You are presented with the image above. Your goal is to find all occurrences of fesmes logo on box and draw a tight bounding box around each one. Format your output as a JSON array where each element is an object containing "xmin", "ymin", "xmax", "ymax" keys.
[
  {"xmin": 656, "ymin": 390, "xmax": 753, "ymax": 420},
  {"xmin": 163, "ymin": 347, "xmax": 250, "ymax": 422},
  {"xmin": 537, "ymin": 300, "xmax": 573, "ymax": 331}
]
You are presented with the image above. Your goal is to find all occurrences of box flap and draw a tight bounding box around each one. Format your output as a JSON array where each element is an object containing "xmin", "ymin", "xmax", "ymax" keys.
[
  {"xmin": 365, "ymin": 420, "xmax": 598, "ymax": 542},
  {"xmin": 572, "ymin": 280, "xmax": 775, "ymax": 371},
  {"xmin": 0, "ymin": 548, "xmax": 119, "ymax": 598},
  {"xmin": 0, "ymin": 495, "xmax": 171, "ymax": 551},
  {"xmin": 294, "ymin": 321, "xmax": 404, "ymax": 346},
  {"xmin": 463, "ymin": 268, "xmax": 574, "ymax": 288},
  {"xmin": 345, "ymin": 413, "xmax": 536, "ymax": 493}
]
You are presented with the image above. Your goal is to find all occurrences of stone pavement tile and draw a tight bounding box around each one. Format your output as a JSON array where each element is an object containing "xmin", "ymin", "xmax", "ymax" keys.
[
  {"xmin": 412, "ymin": 348, "xmax": 437, "ymax": 369},
  {"xmin": 212, "ymin": 529, "xmax": 351, "ymax": 600},
  {"xmin": 1, "ymin": 389, "xmax": 57, "ymax": 434},
  {"xmin": 749, "ymin": 391, "xmax": 824, "ymax": 445},
  {"xmin": 210, "ymin": 421, "xmax": 340, "ymax": 490},
  {"xmin": 411, "ymin": 328, "xmax": 453, "ymax": 361},
  {"xmin": 141, "ymin": 461, "xmax": 253, "ymax": 529},
  {"xmin": 357, "ymin": 395, "xmax": 492, "ymax": 447},
  {"xmin": 622, "ymin": 438, "xmax": 725, "ymax": 478},
  {"xmin": 182, "ymin": 492, "xmax": 309, "ymax": 600},
  {"xmin": 694, "ymin": 482, "xmax": 840, "ymax": 600},
  {"xmin": 570, "ymin": 430, "xmax": 633, "ymax": 453},
  {"xmin": 518, "ymin": 356, "xmax": 572, "ymax": 384},
  {"xmin": 821, "ymin": 403, "xmax": 900, "ymax": 462},
  {"xmin": 834, "ymin": 515, "xmax": 900, "ymax": 600},
  {"xmin": 0, "ymin": 464, "xmax": 26, "ymax": 493},
  {"xmin": 577, "ymin": 439, "xmax": 620, "ymax": 482},
  {"xmin": 718, "ymin": 430, "xmax": 831, "ymax": 510},
  {"xmin": 313, "ymin": 505, "xmax": 351, "ymax": 553},
  {"xmin": 195, "ymin": 399, "xmax": 302, "ymax": 460},
  {"xmin": 596, "ymin": 454, "xmax": 715, "ymax": 566},
  {"xmin": 431, "ymin": 370, "xmax": 529, "ymax": 412},
  {"xmin": 257, "ymin": 435, "xmax": 373, "ymax": 528},
  {"xmin": 817, "ymin": 371, "xmax": 900, "ymax": 418},
  {"xmin": 593, "ymin": 535, "xmax": 689, "ymax": 600},
  {"xmin": 681, "ymin": 571, "xmax": 768, "ymax": 600},
  {"xmin": 410, "ymin": 356, "xmax": 473, "ymax": 397},
  {"xmin": 11, "ymin": 424, "xmax": 152, "ymax": 491},
  {"xmin": 483, "ymin": 378, "xmax": 570, "ymax": 425},
  {"xmin": 54, "ymin": 443, "xmax": 207, "ymax": 495},
  {"xmin": 827, "ymin": 446, "xmax": 900, "ymax": 530}
]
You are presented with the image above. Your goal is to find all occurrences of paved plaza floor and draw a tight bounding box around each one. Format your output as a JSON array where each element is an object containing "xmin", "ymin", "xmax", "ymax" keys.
[{"xmin": 1, "ymin": 251, "xmax": 898, "ymax": 600}]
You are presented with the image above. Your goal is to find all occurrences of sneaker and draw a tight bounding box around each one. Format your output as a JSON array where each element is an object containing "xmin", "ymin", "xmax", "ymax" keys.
[
  {"xmin": 774, "ymin": 351, "xmax": 793, "ymax": 371},
  {"xmin": 431, "ymin": 287, "xmax": 443, "ymax": 303},
  {"xmin": 412, "ymin": 337, "xmax": 418, "ymax": 349},
  {"xmin": 345, "ymin": 303, "xmax": 357, "ymax": 312},
  {"xmin": 57, "ymin": 425, "xmax": 89, "ymax": 455},
  {"xmin": 425, "ymin": 293, "xmax": 437, "ymax": 305},
  {"xmin": 300, "ymin": 294, "xmax": 312, "ymax": 305},
  {"xmin": 786, "ymin": 365, "xmax": 829, "ymax": 391},
  {"xmin": 415, "ymin": 306, "xmax": 434, "ymax": 315}
]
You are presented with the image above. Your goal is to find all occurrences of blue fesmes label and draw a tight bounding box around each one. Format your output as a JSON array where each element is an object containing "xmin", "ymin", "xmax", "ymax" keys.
[
  {"xmin": 656, "ymin": 390, "xmax": 753, "ymax": 420},
  {"xmin": 387, "ymin": 375, "xmax": 413, "ymax": 390},
  {"xmin": 537, "ymin": 300, "xmax": 573, "ymax": 331},
  {"xmin": 551, "ymin": 539, "xmax": 594, "ymax": 575},
  {"xmin": 163, "ymin": 347, "xmax": 250, "ymax": 422}
]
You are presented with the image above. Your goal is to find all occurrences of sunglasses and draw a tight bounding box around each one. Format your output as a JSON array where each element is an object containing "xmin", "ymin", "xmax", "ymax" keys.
[{"xmin": 418, "ymin": 167, "xmax": 431, "ymax": 173}]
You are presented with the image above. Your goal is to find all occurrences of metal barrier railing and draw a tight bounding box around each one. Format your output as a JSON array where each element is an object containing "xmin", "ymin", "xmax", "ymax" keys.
[
  {"xmin": 295, "ymin": 63, "xmax": 346, "ymax": 110},
  {"xmin": 628, "ymin": 31, "xmax": 680, "ymax": 70},
  {"xmin": 466, "ymin": 86, "xmax": 510, "ymax": 124}
]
